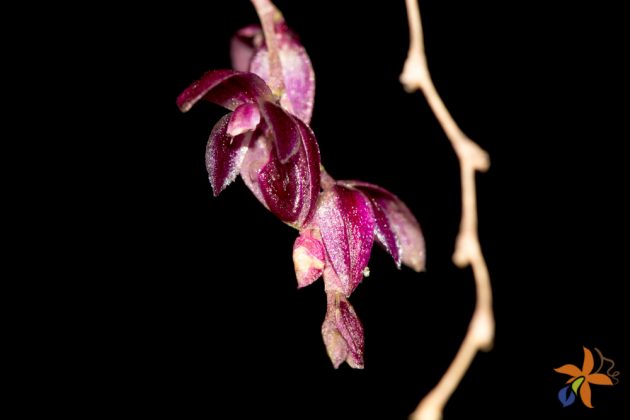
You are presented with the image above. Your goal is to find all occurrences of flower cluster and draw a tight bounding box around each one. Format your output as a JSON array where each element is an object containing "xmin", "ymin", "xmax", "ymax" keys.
[{"xmin": 178, "ymin": 7, "xmax": 425, "ymax": 368}]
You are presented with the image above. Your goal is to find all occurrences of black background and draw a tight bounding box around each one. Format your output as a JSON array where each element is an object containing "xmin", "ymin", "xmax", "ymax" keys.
[{"xmin": 96, "ymin": 1, "xmax": 628, "ymax": 418}]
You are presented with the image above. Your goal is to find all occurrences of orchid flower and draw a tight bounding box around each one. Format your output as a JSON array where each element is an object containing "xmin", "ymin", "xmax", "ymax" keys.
[
  {"xmin": 293, "ymin": 175, "xmax": 425, "ymax": 368},
  {"xmin": 177, "ymin": 1, "xmax": 425, "ymax": 369},
  {"xmin": 176, "ymin": 12, "xmax": 317, "ymax": 229}
]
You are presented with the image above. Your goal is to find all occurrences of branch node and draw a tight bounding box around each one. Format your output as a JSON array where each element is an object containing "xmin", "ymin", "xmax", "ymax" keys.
[{"xmin": 401, "ymin": 0, "xmax": 494, "ymax": 418}]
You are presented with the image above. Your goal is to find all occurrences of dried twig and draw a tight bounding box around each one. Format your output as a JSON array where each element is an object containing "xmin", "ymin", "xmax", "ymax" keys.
[{"xmin": 400, "ymin": 0, "xmax": 495, "ymax": 418}]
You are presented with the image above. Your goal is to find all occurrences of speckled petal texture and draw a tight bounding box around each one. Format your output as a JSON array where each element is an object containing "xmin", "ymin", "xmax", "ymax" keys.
[
  {"xmin": 177, "ymin": 70, "xmax": 273, "ymax": 112},
  {"xmin": 250, "ymin": 23, "xmax": 315, "ymax": 123},
  {"xmin": 346, "ymin": 181, "xmax": 425, "ymax": 272},
  {"xmin": 316, "ymin": 186, "xmax": 375, "ymax": 296},
  {"xmin": 322, "ymin": 293, "xmax": 364, "ymax": 369},
  {"xmin": 205, "ymin": 114, "xmax": 252, "ymax": 196},
  {"xmin": 256, "ymin": 112, "xmax": 320, "ymax": 227}
]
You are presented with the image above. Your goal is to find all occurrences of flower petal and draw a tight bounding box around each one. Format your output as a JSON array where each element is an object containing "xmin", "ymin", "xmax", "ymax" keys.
[
  {"xmin": 227, "ymin": 103, "xmax": 260, "ymax": 137},
  {"xmin": 177, "ymin": 70, "xmax": 273, "ymax": 113},
  {"xmin": 336, "ymin": 296, "xmax": 364, "ymax": 369},
  {"xmin": 554, "ymin": 364, "xmax": 582, "ymax": 378},
  {"xmin": 557, "ymin": 385, "xmax": 576, "ymax": 407},
  {"xmin": 580, "ymin": 380, "xmax": 593, "ymax": 408},
  {"xmin": 587, "ymin": 373, "xmax": 613, "ymax": 386},
  {"xmin": 258, "ymin": 145, "xmax": 302, "ymax": 223},
  {"xmin": 205, "ymin": 114, "xmax": 252, "ymax": 196},
  {"xmin": 571, "ymin": 376, "xmax": 585, "ymax": 394},
  {"xmin": 259, "ymin": 101, "xmax": 299, "ymax": 162},
  {"xmin": 293, "ymin": 229, "xmax": 325, "ymax": 288},
  {"xmin": 344, "ymin": 181, "xmax": 424, "ymax": 271},
  {"xmin": 230, "ymin": 25, "xmax": 263, "ymax": 72},
  {"xmin": 249, "ymin": 20, "xmax": 315, "ymax": 123},
  {"xmin": 239, "ymin": 132, "xmax": 271, "ymax": 207},
  {"xmin": 316, "ymin": 186, "xmax": 375, "ymax": 296},
  {"xmin": 582, "ymin": 347, "xmax": 594, "ymax": 375},
  {"xmin": 322, "ymin": 320, "xmax": 348, "ymax": 369},
  {"xmin": 322, "ymin": 293, "xmax": 364, "ymax": 369},
  {"xmin": 251, "ymin": 39, "xmax": 315, "ymax": 123},
  {"xmin": 293, "ymin": 118, "xmax": 321, "ymax": 227},
  {"xmin": 256, "ymin": 112, "xmax": 320, "ymax": 227},
  {"xmin": 322, "ymin": 259, "xmax": 344, "ymax": 294}
]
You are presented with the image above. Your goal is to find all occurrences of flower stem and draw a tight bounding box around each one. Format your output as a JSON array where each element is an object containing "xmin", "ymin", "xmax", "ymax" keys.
[
  {"xmin": 251, "ymin": 0, "xmax": 286, "ymax": 97},
  {"xmin": 401, "ymin": 0, "xmax": 495, "ymax": 419}
]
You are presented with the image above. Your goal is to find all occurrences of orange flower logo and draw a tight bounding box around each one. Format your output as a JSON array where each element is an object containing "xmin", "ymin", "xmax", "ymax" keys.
[{"xmin": 554, "ymin": 346, "xmax": 619, "ymax": 408}]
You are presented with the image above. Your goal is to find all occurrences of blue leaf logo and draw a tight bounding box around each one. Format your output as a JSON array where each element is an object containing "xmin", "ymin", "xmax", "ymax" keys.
[{"xmin": 558, "ymin": 385, "xmax": 576, "ymax": 407}]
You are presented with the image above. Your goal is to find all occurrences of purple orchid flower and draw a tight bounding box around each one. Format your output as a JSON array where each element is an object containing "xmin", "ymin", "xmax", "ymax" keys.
[
  {"xmin": 177, "ymin": 17, "xmax": 317, "ymax": 229},
  {"xmin": 230, "ymin": 22, "xmax": 315, "ymax": 124},
  {"xmin": 293, "ymin": 175, "xmax": 425, "ymax": 368},
  {"xmin": 178, "ymin": 6, "xmax": 425, "ymax": 370}
]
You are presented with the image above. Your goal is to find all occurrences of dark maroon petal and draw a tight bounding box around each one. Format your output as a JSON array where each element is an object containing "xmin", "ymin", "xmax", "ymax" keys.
[
  {"xmin": 177, "ymin": 70, "xmax": 273, "ymax": 113},
  {"xmin": 227, "ymin": 103, "xmax": 260, "ymax": 137},
  {"xmin": 322, "ymin": 293, "xmax": 364, "ymax": 369},
  {"xmin": 258, "ymin": 148, "xmax": 302, "ymax": 224},
  {"xmin": 205, "ymin": 114, "xmax": 252, "ymax": 196},
  {"xmin": 259, "ymin": 101, "xmax": 299, "ymax": 162},
  {"xmin": 336, "ymin": 296, "xmax": 364, "ymax": 369},
  {"xmin": 256, "ymin": 113, "xmax": 320, "ymax": 228},
  {"xmin": 316, "ymin": 186, "xmax": 375, "ymax": 296},
  {"xmin": 293, "ymin": 118, "xmax": 320, "ymax": 227},
  {"xmin": 293, "ymin": 229, "xmax": 325, "ymax": 288},
  {"xmin": 230, "ymin": 25, "xmax": 263, "ymax": 72},
  {"xmin": 344, "ymin": 181, "xmax": 425, "ymax": 272},
  {"xmin": 251, "ymin": 36, "xmax": 315, "ymax": 123}
]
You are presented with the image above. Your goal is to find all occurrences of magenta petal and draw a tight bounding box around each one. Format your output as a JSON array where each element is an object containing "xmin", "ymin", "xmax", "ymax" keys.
[
  {"xmin": 177, "ymin": 70, "xmax": 273, "ymax": 113},
  {"xmin": 316, "ymin": 186, "xmax": 375, "ymax": 296},
  {"xmin": 227, "ymin": 103, "xmax": 260, "ymax": 137},
  {"xmin": 230, "ymin": 25, "xmax": 263, "ymax": 72},
  {"xmin": 259, "ymin": 101, "xmax": 299, "ymax": 162},
  {"xmin": 257, "ymin": 114, "xmax": 320, "ymax": 227},
  {"xmin": 322, "ymin": 293, "xmax": 364, "ymax": 369},
  {"xmin": 339, "ymin": 182, "xmax": 400, "ymax": 267},
  {"xmin": 251, "ymin": 37, "xmax": 315, "ymax": 123},
  {"xmin": 205, "ymin": 114, "xmax": 252, "ymax": 196},
  {"xmin": 345, "ymin": 181, "xmax": 425, "ymax": 272},
  {"xmin": 293, "ymin": 229, "xmax": 325, "ymax": 288}
]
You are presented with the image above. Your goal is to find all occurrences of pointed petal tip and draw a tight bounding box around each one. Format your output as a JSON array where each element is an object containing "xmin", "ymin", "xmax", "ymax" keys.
[
  {"xmin": 346, "ymin": 357, "xmax": 365, "ymax": 369},
  {"xmin": 176, "ymin": 99, "xmax": 190, "ymax": 113},
  {"xmin": 587, "ymin": 373, "xmax": 614, "ymax": 385}
]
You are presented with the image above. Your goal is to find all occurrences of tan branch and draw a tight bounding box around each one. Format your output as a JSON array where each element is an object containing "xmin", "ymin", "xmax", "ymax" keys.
[{"xmin": 401, "ymin": 0, "xmax": 495, "ymax": 419}]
